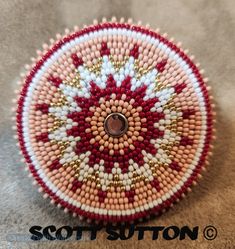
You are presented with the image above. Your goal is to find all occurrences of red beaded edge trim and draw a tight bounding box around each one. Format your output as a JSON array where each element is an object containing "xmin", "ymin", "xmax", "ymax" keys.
[{"xmin": 16, "ymin": 22, "xmax": 213, "ymax": 223}]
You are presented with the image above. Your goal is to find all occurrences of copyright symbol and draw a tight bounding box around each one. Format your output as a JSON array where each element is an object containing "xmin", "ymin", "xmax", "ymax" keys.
[{"xmin": 203, "ymin": 225, "xmax": 217, "ymax": 240}]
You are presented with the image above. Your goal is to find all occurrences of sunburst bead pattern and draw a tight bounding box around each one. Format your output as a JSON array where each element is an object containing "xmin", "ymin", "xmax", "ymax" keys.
[{"xmin": 15, "ymin": 18, "xmax": 215, "ymax": 223}]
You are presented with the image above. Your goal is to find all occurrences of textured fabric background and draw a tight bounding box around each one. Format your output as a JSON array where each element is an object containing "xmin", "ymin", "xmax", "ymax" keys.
[{"xmin": 0, "ymin": 0, "xmax": 234, "ymax": 248}]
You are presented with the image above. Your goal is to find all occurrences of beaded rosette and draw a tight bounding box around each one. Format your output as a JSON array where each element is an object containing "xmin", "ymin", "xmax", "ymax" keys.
[{"xmin": 15, "ymin": 18, "xmax": 215, "ymax": 223}]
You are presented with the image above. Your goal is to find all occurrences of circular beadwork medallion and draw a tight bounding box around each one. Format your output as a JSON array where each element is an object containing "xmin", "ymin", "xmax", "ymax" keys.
[{"xmin": 15, "ymin": 19, "xmax": 214, "ymax": 223}]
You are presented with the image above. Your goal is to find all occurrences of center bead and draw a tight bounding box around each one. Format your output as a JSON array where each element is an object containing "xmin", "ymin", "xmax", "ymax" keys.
[{"xmin": 104, "ymin": 113, "xmax": 128, "ymax": 137}]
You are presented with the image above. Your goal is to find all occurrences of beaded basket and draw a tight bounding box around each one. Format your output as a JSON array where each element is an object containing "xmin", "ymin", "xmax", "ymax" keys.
[{"xmin": 14, "ymin": 18, "xmax": 215, "ymax": 223}]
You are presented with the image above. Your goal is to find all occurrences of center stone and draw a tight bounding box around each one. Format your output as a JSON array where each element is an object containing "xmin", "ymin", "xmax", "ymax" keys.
[{"xmin": 104, "ymin": 113, "xmax": 128, "ymax": 137}]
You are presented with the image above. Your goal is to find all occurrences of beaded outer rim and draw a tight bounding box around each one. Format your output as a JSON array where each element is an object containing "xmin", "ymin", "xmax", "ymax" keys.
[{"xmin": 14, "ymin": 18, "xmax": 215, "ymax": 223}]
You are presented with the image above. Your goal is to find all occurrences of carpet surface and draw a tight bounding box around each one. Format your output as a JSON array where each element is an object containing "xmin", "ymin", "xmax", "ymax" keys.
[{"xmin": 0, "ymin": 0, "xmax": 234, "ymax": 248}]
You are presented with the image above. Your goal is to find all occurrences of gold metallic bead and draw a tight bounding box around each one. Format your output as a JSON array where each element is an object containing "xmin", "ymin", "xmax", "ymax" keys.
[
  {"xmin": 121, "ymin": 186, "xmax": 125, "ymax": 191},
  {"xmin": 109, "ymin": 182, "xmax": 113, "ymax": 187},
  {"xmin": 148, "ymin": 160, "xmax": 155, "ymax": 167},
  {"xmin": 144, "ymin": 178, "xmax": 149, "ymax": 184},
  {"xmin": 131, "ymin": 184, "xmax": 135, "ymax": 189},
  {"xmin": 114, "ymin": 174, "xmax": 119, "ymax": 181}
]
